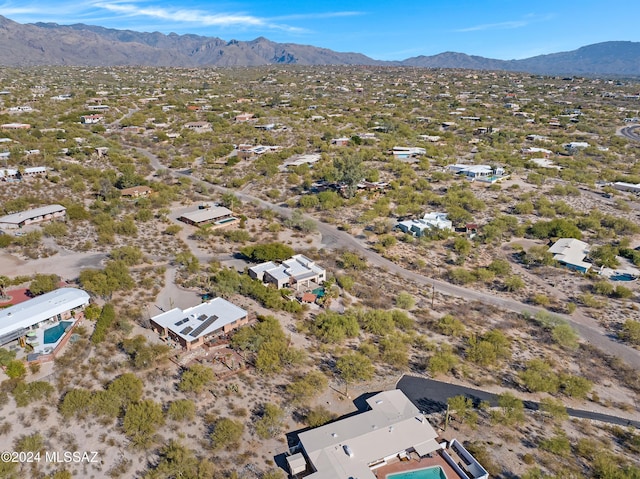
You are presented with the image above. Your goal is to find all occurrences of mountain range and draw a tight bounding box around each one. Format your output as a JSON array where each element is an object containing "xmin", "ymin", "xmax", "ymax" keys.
[{"xmin": 1, "ymin": 15, "xmax": 640, "ymax": 76}]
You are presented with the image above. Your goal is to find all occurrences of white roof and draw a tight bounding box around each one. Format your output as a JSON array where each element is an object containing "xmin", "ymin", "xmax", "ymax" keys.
[
  {"xmin": 298, "ymin": 390, "xmax": 440, "ymax": 479},
  {"xmin": 0, "ymin": 204, "xmax": 66, "ymax": 226},
  {"xmin": 248, "ymin": 261, "xmax": 278, "ymax": 275},
  {"xmin": 548, "ymin": 238, "xmax": 591, "ymax": 270},
  {"xmin": 150, "ymin": 297, "xmax": 247, "ymax": 343},
  {"xmin": 0, "ymin": 288, "xmax": 90, "ymax": 339},
  {"xmin": 0, "ymin": 168, "xmax": 18, "ymax": 177},
  {"xmin": 179, "ymin": 206, "xmax": 233, "ymax": 224}
]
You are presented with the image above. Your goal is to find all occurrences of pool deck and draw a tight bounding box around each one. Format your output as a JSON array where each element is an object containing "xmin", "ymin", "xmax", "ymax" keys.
[
  {"xmin": 375, "ymin": 453, "xmax": 462, "ymax": 479},
  {"xmin": 25, "ymin": 319, "xmax": 78, "ymax": 355}
]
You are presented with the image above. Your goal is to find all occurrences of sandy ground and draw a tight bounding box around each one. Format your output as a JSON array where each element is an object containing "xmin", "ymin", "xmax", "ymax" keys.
[{"xmin": 0, "ymin": 250, "xmax": 105, "ymax": 280}]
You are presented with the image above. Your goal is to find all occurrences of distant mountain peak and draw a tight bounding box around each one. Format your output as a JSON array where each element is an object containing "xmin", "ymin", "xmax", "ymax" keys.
[{"xmin": 0, "ymin": 15, "xmax": 638, "ymax": 75}]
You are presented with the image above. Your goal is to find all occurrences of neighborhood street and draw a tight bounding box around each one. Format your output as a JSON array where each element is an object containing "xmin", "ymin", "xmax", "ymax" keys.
[
  {"xmin": 396, "ymin": 374, "xmax": 640, "ymax": 429},
  {"xmin": 134, "ymin": 146, "xmax": 640, "ymax": 370}
]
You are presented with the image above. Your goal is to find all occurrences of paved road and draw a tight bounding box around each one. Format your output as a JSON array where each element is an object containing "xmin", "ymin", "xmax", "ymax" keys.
[
  {"xmin": 132, "ymin": 146, "xmax": 640, "ymax": 370},
  {"xmin": 396, "ymin": 375, "xmax": 640, "ymax": 429},
  {"xmin": 620, "ymin": 125, "xmax": 640, "ymax": 142}
]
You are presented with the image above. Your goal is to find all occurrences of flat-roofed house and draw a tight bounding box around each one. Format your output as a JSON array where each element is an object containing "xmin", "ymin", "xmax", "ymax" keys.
[
  {"xmin": 120, "ymin": 185, "xmax": 152, "ymax": 198},
  {"xmin": 81, "ymin": 114, "xmax": 104, "ymax": 124},
  {"xmin": 248, "ymin": 254, "xmax": 326, "ymax": 291},
  {"xmin": 0, "ymin": 204, "xmax": 66, "ymax": 229},
  {"xmin": 397, "ymin": 212, "xmax": 453, "ymax": 236},
  {"xmin": 0, "ymin": 288, "xmax": 90, "ymax": 353},
  {"xmin": 612, "ymin": 182, "xmax": 640, "ymax": 194},
  {"xmin": 1, "ymin": 123, "xmax": 31, "ymax": 130},
  {"xmin": 548, "ymin": 238, "xmax": 591, "ymax": 273},
  {"xmin": 178, "ymin": 204, "xmax": 235, "ymax": 227},
  {"xmin": 290, "ymin": 389, "xmax": 488, "ymax": 479},
  {"xmin": 149, "ymin": 298, "xmax": 248, "ymax": 350}
]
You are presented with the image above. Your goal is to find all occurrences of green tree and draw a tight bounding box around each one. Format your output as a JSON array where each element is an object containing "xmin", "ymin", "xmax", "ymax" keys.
[
  {"xmin": 122, "ymin": 399, "xmax": 164, "ymax": 446},
  {"xmin": 305, "ymin": 406, "xmax": 336, "ymax": 427},
  {"xmin": 493, "ymin": 392, "xmax": 525, "ymax": 426},
  {"xmin": 560, "ymin": 374, "xmax": 592, "ymax": 399},
  {"xmin": 619, "ymin": 319, "xmax": 640, "ymax": 345},
  {"xmin": 254, "ymin": 403, "xmax": 285, "ymax": 439},
  {"xmin": 447, "ymin": 395, "xmax": 478, "ymax": 427},
  {"xmin": 395, "ymin": 291, "xmax": 415, "ymax": 310},
  {"xmin": 59, "ymin": 389, "xmax": 93, "ymax": 419},
  {"xmin": 428, "ymin": 345, "xmax": 458, "ymax": 376},
  {"xmin": 5, "ymin": 360, "xmax": 26, "ymax": 379},
  {"xmin": 551, "ymin": 323, "xmax": 579, "ymax": 349},
  {"xmin": 241, "ymin": 242, "xmax": 295, "ymax": 262},
  {"xmin": 179, "ymin": 364, "xmax": 215, "ymax": 393},
  {"xmin": 504, "ymin": 275, "xmax": 525, "ymax": 292},
  {"xmin": 437, "ymin": 314, "xmax": 466, "ymax": 337},
  {"xmin": 167, "ymin": 399, "xmax": 196, "ymax": 422},
  {"xmin": 107, "ymin": 373, "xmax": 144, "ymax": 410},
  {"xmin": 336, "ymin": 352, "xmax": 374, "ymax": 396},
  {"xmin": 539, "ymin": 432, "xmax": 571, "ymax": 457},
  {"xmin": 286, "ymin": 371, "xmax": 328, "ymax": 405},
  {"xmin": 519, "ymin": 359, "xmax": 559, "ymax": 393},
  {"xmin": 211, "ymin": 418, "xmax": 244, "ymax": 450},
  {"xmin": 29, "ymin": 274, "xmax": 59, "ymax": 295},
  {"xmin": 91, "ymin": 303, "xmax": 116, "ymax": 344},
  {"xmin": 539, "ymin": 397, "xmax": 568, "ymax": 422},
  {"xmin": 143, "ymin": 441, "xmax": 215, "ymax": 479}
]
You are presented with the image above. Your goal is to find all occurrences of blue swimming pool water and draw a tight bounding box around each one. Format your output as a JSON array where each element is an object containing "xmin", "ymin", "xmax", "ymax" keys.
[
  {"xmin": 43, "ymin": 321, "xmax": 73, "ymax": 344},
  {"xmin": 388, "ymin": 466, "xmax": 447, "ymax": 479}
]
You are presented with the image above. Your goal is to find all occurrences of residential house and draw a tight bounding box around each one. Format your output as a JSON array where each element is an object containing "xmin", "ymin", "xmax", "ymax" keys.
[
  {"xmin": 81, "ymin": 114, "xmax": 103, "ymax": 124},
  {"xmin": 149, "ymin": 298, "xmax": 248, "ymax": 351},
  {"xmin": 1, "ymin": 123, "xmax": 31, "ymax": 130},
  {"xmin": 392, "ymin": 146, "xmax": 426, "ymax": 159},
  {"xmin": 397, "ymin": 212, "xmax": 453, "ymax": 237},
  {"xmin": 287, "ymin": 389, "xmax": 488, "ymax": 479},
  {"xmin": 120, "ymin": 185, "xmax": 152, "ymax": 198},
  {"xmin": 248, "ymin": 254, "xmax": 326, "ymax": 291},
  {"xmin": 448, "ymin": 164, "xmax": 505, "ymax": 180},
  {"xmin": 331, "ymin": 137, "xmax": 350, "ymax": 146},
  {"xmin": 183, "ymin": 121, "xmax": 212, "ymax": 132},
  {"xmin": 0, "ymin": 288, "xmax": 90, "ymax": 357},
  {"xmin": 178, "ymin": 203, "xmax": 236, "ymax": 227},
  {"xmin": 612, "ymin": 182, "xmax": 640, "ymax": 194},
  {"xmin": 235, "ymin": 113, "xmax": 255, "ymax": 123},
  {"xmin": 0, "ymin": 204, "xmax": 66, "ymax": 229},
  {"xmin": 564, "ymin": 142, "xmax": 590, "ymax": 152},
  {"xmin": 548, "ymin": 238, "xmax": 591, "ymax": 273}
]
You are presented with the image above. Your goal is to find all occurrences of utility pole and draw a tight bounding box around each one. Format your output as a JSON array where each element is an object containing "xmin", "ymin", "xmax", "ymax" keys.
[{"xmin": 431, "ymin": 283, "xmax": 435, "ymax": 309}]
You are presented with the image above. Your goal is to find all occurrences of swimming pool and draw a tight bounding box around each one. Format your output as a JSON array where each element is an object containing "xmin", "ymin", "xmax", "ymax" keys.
[
  {"xmin": 43, "ymin": 321, "xmax": 73, "ymax": 344},
  {"xmin": 387, "ymin": 466, "xmax": 447, "ymax": 479}
]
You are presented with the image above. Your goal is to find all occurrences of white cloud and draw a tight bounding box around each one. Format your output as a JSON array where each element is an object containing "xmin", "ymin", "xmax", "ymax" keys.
[{"xmin": 455, "ymin": 20, "xmax": 528, "ymax": 32}]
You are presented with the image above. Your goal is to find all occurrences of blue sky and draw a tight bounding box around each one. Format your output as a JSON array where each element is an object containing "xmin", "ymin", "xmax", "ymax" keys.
[{"xmin": 1, "ymin": 0, "xmax": 638, "ymax": 60}]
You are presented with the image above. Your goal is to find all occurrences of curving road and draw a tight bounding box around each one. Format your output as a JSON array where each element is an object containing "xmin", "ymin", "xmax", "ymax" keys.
[
  {"xmin": 620, "ymin": 125, "xmax": 640, "ymax": 142},
  {"xmin": 133, "ymin": 146, "xmax": 640, "ymax": 370}
]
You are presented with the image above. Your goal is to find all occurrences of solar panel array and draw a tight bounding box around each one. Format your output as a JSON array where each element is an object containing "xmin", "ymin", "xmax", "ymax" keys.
[
  {"xmin": 189, "ymin": 315, "xmax": 218, "ymax": 337},
  {"xmin": 174, "ymin": 318, "xmax": 189, "ymax": 326}
]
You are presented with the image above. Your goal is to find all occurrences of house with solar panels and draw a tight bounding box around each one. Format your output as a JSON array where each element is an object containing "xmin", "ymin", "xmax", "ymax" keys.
[{"xmin": 149, "ymin": 298, "xmax": 248, "ymax": 350}]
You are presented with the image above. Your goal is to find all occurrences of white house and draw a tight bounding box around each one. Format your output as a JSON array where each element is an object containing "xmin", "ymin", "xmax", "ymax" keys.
[
  {"xmin": 392, "ymin": 146, "xmax": 426, "ymax": 159},
  {"xmin": 612, "ymin": 182, "xmax": 640, "ymax": 194},
  {"xmin": 149, "ymin": 298, "xmax": 248, "ymax": 351},
  {"xmin": 248, "ymin": 254, "xmax": 326, "ymax": 291},
  {"xmin": 548, "ymin": 238, "xmax": 591, "ymax": 273},
  {"xmin": 397, "ymin": 212, "xmax": 453, "ymax": 236},
  {"xmin": 289, "ymin": 389, "xmax": 488, "ymax": 479},
  {"xmin": 0, "ymin": 288, "xmax": 90, "ymax": 350},
  {"xmin": 564, "ymin": 142, "xmax": 590, "ymax": 152}
]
